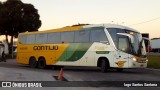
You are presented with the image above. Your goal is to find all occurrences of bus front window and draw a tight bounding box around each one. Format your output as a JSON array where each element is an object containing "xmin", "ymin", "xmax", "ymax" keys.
[
  {"xmin": 131, "ymin": 33, "xmax": 146, "ymax": 57},
  {"xmin": 107, "ymin": 28, "xmax": 146, "ymax": 57}
]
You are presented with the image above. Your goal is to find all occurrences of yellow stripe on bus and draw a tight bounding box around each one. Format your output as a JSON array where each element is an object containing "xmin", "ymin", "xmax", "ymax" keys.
[{"xmin": 20, "ymin": 26, "xmax": 83, "ymax": 35}]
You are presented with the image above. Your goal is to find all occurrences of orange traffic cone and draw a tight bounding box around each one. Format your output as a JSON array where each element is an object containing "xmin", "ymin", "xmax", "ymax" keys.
[{"xmin": 58, "ymin": 68, "xmax": 63, "ymax": 80}]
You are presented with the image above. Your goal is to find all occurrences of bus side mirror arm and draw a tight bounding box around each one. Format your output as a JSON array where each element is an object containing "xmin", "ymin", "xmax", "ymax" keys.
[
  {"xmin": 142, "ymin": 37, "xmax": 150, "ymax": 41},
  {"xmin": 117, "ymin": 33, "xmax": 134, "ymax": 43}
]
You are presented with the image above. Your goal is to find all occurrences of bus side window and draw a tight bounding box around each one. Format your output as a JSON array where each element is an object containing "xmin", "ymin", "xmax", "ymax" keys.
[
  {"xmin": 90, "ymin": 29, "xmax": 109, "ymax": 43},
  {"xmin": 61, "ymin": 31, "xmax": 74, "ymax": 43},
  {"xmin": 107, "ymin": 28, "xmax": 117, "ymax": 47},
  {"xmin": 19, "ymin": 35, "xmax": 27, "ymax": 44},
  {"xmin": 118, "ymin": 37, "xmax": 129, "ymax": 52},
  {"xmin": 47, "ymin": 32, "xmax": 61, "ymax": 44},
  {"xmin": 35, "ymin": 33, "xmax": 47, "ymax": 44},
  {"xmin": 26, "ymin": 34, "xmax": 36, "ymax": 44},
  {"xmin": 75, "ymin": 30, "xmax": 90, "ymax": 43}
]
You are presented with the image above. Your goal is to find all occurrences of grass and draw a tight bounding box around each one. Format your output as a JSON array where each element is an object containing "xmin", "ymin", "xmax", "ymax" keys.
[{"xmin": 147, "ymin": 55, "xmax": 160, "ymax": 69}]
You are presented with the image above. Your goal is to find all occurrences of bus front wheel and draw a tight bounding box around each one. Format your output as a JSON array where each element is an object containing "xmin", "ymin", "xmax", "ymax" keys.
[
  {"xmin": 101, "ymin": 59, "xmax": 109, "ymax": 73},
  {"xmin": 38, "ymin": 58, "xmax": 46, "ymax": 69},
  {"xmin": 29, "ymin": 57, "xmax": 37, "ymax": 68}
]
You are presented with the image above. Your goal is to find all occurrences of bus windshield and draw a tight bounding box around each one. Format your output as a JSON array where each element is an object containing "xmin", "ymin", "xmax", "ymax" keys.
[
  {"xmin": 107, "ymin": 28, "xmax": 146, "ymax": 57},
  {"xmin": 131, "ymin": 32, "xmax": 146, "ymax": 57}
]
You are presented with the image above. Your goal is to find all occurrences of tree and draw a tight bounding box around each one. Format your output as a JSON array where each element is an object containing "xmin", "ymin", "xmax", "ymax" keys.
[
  {"xmin": 0, "ymin": 2, "xmax": 2, "ymax": 13},
  {"xmin": 0, "ymin": 0, "xmax": 41, "ymax": 46},
  {"xmin": 0, "ymin": 1, "xmax": 4, "ymax": 35},
  {"xmin": 0, "ymin": 1, "xmax": 9, "ymax": 42}
]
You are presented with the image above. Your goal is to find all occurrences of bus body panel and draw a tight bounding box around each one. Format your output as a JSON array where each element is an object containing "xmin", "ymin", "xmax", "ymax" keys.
[
  {"xmin": 55, "ymin": 42, "xmax": 112, "ymax": 66},
  {"xmin": 113, "ymin": 51, "xmax": 129, "ymax": 68}
]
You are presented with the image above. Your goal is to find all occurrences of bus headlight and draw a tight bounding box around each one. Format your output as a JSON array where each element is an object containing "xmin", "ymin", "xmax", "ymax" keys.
[
  {"xmin": 146, "ymin": 59, "xmax": 148, "ymax": 62},
  {"xmin": 132, "ymin": 57, "xmax": 137, "ymax": 62}
]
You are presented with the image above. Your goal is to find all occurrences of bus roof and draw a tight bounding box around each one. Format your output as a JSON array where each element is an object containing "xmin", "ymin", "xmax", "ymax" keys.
[
  {"xmin": 19, "ymin": 24, "xmax": 139, "ymax": 35},
  {"xmin": 105, "ymin": 24, "xmax": 139, "ymax": 33},
  {"xmin": 19, "ymin": 25, "xmax": 83, "ymax": 35},
  {"xmin": 84, "ymin": 24, "xmax": 139, "ymax": 33}
]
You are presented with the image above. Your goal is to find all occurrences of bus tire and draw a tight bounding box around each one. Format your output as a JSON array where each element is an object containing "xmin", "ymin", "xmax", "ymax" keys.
[
  {"xmin": 116, "ymin": 68, "xmax": 123, "ymax": 72},
  {"xmin": 29, "ymin": 57, "xmax": 37, "ymax": 68},
  {"xmin": 101, "ymin": 59, "xmax": 109, "ymax": 73},
  {"xmin": 38, "ymin": 57, "xmax": 46, "ymax": 69}
]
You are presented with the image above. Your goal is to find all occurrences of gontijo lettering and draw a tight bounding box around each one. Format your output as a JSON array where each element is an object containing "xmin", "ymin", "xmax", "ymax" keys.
[{"xmin": 33, "ymin": 45, "xmax": 58, "ymax": 50}]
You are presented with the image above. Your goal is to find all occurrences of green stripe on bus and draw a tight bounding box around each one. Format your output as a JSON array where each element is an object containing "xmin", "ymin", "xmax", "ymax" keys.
[
  {"xmin": 59, "ymin": 43, "xmax": 92, "ymax": 62},
  {"xmin": 58, "ymin": 43, "xmax": 80, "ymax": 61},
  {"xmin": 96, "ymin": 51, "xmax": 110, "ymax": 54}
]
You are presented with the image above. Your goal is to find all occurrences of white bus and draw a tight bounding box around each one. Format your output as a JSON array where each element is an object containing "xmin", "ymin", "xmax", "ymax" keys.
[{"xmin": 17, "ymin": 24, "xmax": 148, "ymax": 72}]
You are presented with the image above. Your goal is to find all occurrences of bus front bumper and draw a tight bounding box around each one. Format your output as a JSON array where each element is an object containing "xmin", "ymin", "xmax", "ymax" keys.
[{"xmin": 129, "ymin": 60, "xmax": 148, "ymax": 68}]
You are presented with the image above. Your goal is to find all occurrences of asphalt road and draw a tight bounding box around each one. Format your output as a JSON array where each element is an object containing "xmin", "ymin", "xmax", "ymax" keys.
[{"xmin": 0, "ymin": 59, "xmax": 160, "ymax": 90}]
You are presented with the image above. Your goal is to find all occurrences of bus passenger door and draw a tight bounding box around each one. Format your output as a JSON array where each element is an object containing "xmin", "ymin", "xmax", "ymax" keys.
[{"xmin": 114, "ymin": 37, "xmax": 130, "ymax": 68}]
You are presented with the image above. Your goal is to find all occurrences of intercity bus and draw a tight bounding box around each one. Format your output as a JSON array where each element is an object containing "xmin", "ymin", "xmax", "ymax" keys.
[{"xmin": 16, "ymin": 24, "xmax": 148, "ymax": 72}]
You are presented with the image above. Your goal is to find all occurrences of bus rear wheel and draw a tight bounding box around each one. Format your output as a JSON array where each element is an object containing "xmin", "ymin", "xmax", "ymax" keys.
[
  {"xmin": 101, "ymin": 59, "xmax": 109, "ymax": 73},
  {"xmin": 38, "ymin": 58, "xmax": 46, "ymax": 69},
  {"xmin": 29, "ymin": 57, "xmax": 37, "ymax": 68}
]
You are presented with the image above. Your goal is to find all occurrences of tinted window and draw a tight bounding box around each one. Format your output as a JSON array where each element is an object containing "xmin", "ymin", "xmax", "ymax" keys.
[
  {"xmin": 107, "ymin": 28, "xmax": 126, "ymax": 47},
  {"xmin": 75, "ymin": 30, "xmax": 90, "ymax": 42},
  {"xmin": 107, "ymin": 28, "xmax": 117, "ymax": 47},
  {"xmin": 26, "ymin": 34, "xmax": 35, "ymax": 44},
  {"xmin": 35, "ymin": 33, "xmax": 47, "ymax": 44},
  {"xmin": 47, "ymin": 32, "xmax": 61, "ymax": 43},
  {"xmin": 90, "ymin": 28, "xmax": 108, "ymax": 42},
  {"xmin": 19, "ymin": 35, "xmax": 27, "ymax": 44},
  {"xmin": 61, "ymin": 31, "xmax": 74, "ymax": 43}
]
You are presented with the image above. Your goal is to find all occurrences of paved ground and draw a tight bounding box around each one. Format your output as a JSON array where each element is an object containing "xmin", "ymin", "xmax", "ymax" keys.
[{"xmin": 0, "ymin": 59, "xmax": 160, "ymax": 90}]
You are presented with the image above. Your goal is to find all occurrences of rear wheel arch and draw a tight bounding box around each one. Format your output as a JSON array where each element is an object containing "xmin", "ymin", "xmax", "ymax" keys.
[
  {"xmin": 97, "ymin": 57, "xmax": 110, "ymax": 67},
  {"xmin": 38, "ymin": 56, "xmax": 45, "ymax": 61}
]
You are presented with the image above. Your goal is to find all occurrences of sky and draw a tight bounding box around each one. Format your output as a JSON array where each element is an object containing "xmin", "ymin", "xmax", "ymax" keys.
[{"xmin": 0, "ymin": 0, "xmax": 160, "ymax": 38}]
